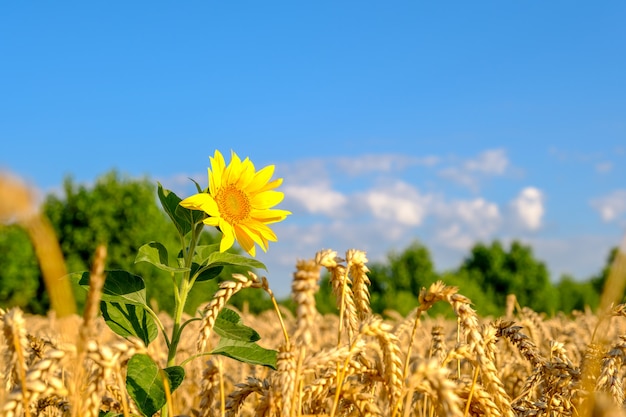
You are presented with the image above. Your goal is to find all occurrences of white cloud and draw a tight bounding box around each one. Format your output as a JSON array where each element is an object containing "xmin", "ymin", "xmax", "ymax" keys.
[
  {"xmin": 334, "ymin": 154, "xmax": 439, "ymax": 176},
  {"xmin": 591, "ymin": 190, "xmax": 626, "ymax": 222},
  {"xmin": 595, "ymin": 161, "xmax": 613, "ymax": 174},
  {"xmin": 433, "ymin": 197, "xmax": 501, "ymax": 250},
  {"xmin": 435, "ymin": 224, "xmax": 475, "ymax": 251},
  {"xmin": 277, "ymin": 158, "xmax": 330, "ymax": 186},
  {"xmin": 465, "ymin": 149, "xmax": 509, "ymax": 175},
  {"xmin": 511, "ymin": 187, "xmax": 544, "ymax": 230},
  {"xmin": 362, "ymin": 181, "xmax": 433, "ymax": 226},
  {"xmin": 283, "ymin": 183, "xmax": 348, "ymax": 216},
  {"xmin": 445, "ymin": 198, "xmax": 501, "ymax": 227},
  {"xmin": 438, "ymin": 167, "xmax": 477, "ymax": 189},
  {"xmin": 439, "ymin": 148, "xmax": 509, "ymax": 190}
]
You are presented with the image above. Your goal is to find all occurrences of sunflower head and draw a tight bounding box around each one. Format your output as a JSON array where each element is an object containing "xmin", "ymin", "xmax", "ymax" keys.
[{"xmin": 180, "ymin": 150, "xmax": 291, "ymax": 256}]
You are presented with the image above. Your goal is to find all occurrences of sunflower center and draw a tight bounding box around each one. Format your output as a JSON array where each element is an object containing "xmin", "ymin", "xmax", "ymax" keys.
[{"xmin": 215, "ymin": 184, "xmax": 251, "ymax": 224}]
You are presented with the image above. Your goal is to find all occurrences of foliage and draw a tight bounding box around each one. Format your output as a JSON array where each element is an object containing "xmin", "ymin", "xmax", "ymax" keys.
[
  {"xmin": 556, "ymin": 274, "xmax": 600, "ymax": 313},
  {"xmin": 0, "ymin": 225, "xmax": 46, "ymax": 313},
  {"xmin": 312, "ymin": 238, "xmax": 607, "ymax": 318},
  {"xmin": 438, "ymin": 270, "xmax": 501, "ymax": 317},
  {"xmin": 44, "ymin": 172, "xmax": 182, "ymax": 313},
  {"xmin": 591, "ymin": 247, "xmax": 620, "ymax": 296},
  {"xmin": 368, "ymin": 241, "xmax": 437, "ymax": 316},
  {"xmin": 460, "ymin": 240, "xmax": 558, "ymax": 314}
]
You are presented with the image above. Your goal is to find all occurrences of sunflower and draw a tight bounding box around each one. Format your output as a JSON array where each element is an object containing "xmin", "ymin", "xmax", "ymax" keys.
[{"xmin": 180, "ymin": 150, "xmax": 291, "ymax": 256}]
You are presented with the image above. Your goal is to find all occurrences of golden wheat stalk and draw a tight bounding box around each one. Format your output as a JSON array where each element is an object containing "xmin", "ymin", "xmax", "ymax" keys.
[{"xmin": 0, "ymin": 173, "xmax": 76, "ymax": 318}]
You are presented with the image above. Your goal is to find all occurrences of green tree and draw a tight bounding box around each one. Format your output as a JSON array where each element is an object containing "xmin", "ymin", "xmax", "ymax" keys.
[
  {"xmin": 590, "ymin": 247, "xmax": 619, "ymax": 295},
  {"xmin": 460, "ymin": 240, "xmax": 557, "ymax": 314},
  {"xmin": 369, "ymin": 241, "xmax": 437, "ymax": 316},
  {"xmin": 313, "ymin": 272, "xmax": 338, "ymax": 315},
  {"xmin": 439, "ymin": 270, "xmax": 501, "ymax": 317},
  {"xmin": 556, "ymin": 274, "xmax": 599, "ymax": 313},
  {"xmin": 0, "ymin": 225, "xmax": 47, "ymax": 313},
  {"xmin": 43, "ymin": 171, "xmax": 185, "ymax": 313}
]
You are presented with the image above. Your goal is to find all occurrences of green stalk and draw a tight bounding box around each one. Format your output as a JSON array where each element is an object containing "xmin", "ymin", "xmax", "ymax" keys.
[
  {"xmin": 162, "ymin": 222, "xmax": 204, "ymax": 417},
  {"xmin": 167, "ymin": 222, "xmax": 204, "ymax": 367}
]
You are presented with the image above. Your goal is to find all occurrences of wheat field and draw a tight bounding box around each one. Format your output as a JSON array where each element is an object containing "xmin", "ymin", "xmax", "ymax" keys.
[{"xmin": 2, "ymin": 247, "xmax": 626, "ymax": 417}]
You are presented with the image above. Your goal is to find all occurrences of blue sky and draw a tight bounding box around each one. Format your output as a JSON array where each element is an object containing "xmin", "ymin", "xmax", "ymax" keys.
[{"xmin": 1, "ymin": 2, "xmax": 625, "ymax": 296}]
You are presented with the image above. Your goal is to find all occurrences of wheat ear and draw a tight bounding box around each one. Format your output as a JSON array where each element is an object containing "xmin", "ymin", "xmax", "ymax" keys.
[
  {"xmin": 292, "ymin": 258, "xmax": 321, "ymax": 347},
  {"xmin": 405, "ymin": 358, "xmax": 464, "ymax": 417},
  {"xmin": 360, "ymin": 316, "xmax": 403, "ymax": 414},
  {"xmin": 316, "ymin": 249, "xmax": 359, "ymax": 343},
  {"xmin": 346, "ymin": 249, "xmax": 372, "ymax": 321},
  {"xmin": 197, "ymin": 271, "xmax": 263, "ymax": 352},
  {"xmin": 2, "ymin": 308, "xmax": 31, "ymax": 417}
]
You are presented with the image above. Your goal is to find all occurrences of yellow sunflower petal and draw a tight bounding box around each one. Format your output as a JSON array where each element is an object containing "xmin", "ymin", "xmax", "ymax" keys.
[
  {"xmin": 218, "ymin": 219, "xmax": 236, "ymax": 252},
  {"xmin": 209, "ymin": 151, "xmax": 226, "ymax": 195},
  {"xmin": 251, "ymin": 208, "xmax": 292, "ymax": 224},
  {"xmin": 180, "ymin": 193, "xmax": 219, "ymax": 215},
  {"xmin": 247, "ymin": 164, "xmax": 275, "ymax": 193},
  {"xmin": 224, "ymin": 150, "xmax": 243, "ymax": 185},
  {"xmin": 234, "ymin": 224, "xmax": 257, "ymax": 256},
  {"xmin": 240, "ymin": 223, "xmax": 269, "ymax": 251},
  {"xmin": 255, "ymin": 177, "xmax": 283, "ymax": 194},
  {"xmin": 236, "ymin": 157, "xmax": 256, "ymax": 189},
  {"xmin": 203, "ymin": 216, "xmax": 220, "ymax": 227},
  {"xmin": 245, "ymin": 219, "xmax": 278, "ymax": 242},
  {"xmin": 251, "ymin": 190, "xmax": 284, "ymax": 209}
]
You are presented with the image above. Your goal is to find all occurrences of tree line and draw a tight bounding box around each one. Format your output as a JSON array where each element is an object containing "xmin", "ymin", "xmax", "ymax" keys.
[
  {"xmin": 0, "ymin": 171, "xmax": 618, "ymax": 317},
  {"xmin": 313, "ymin": 240, "xmax": 614, "ymax": 318}
]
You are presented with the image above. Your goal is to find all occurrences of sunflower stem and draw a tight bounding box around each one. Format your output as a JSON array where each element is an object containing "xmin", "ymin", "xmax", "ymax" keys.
[
  {"xmin": 162, "ymin": 222, "xmax": 205, "ymax": 417},
  {"xmin": 167, "ymin": 222, "xmax": 204, "ymax": 367}
]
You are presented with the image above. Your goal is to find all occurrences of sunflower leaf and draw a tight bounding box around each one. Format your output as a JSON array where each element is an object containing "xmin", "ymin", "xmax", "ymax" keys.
[
  {"xmin": 100, "ymin": 301, "xmax": 158, "ymax": 346},
  {"xmin": 174, "ymin": 203, "xmax": 206, "ymax": 233},
  {"xmin": 189, "ymin": 177, "xmax": 205, "ymax": 193},
  {"xmin": 126, "ymin": 354, "xmax": 183, "ymax": 417},
  {"xmin": 192, "ymin": 244, "xmax": 221, "ymax": 265},
  {"xmin": 157, "ymin": 183, "xmax": 192, "ymax": 237},
  {"xmin": 214, "ymin": 308, "xmax": 261, "ymax": 342},
  {"xmin": 135, "ymin": 242, "xmax": 189, "ymax": 273},
  {"xmin": 75, "ymin": 270, "xmax": 147, "ymax": 306},
  {"xmin": 191, "ymin": 263, "xmax": 223, "ymax": 282},
  {"xmin": 211, "ymin": 337, "xmax": 277, "ymax": 369},
  {"xmin": 205, "ymin": 252, "xmax": 267, "ymax": 271}
]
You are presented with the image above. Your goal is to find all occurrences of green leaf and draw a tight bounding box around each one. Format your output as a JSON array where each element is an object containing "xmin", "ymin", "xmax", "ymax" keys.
[
  {"xmin": 135, "ymin": 241, "xmax": 189, "ymax": 273},
  {"xmin": 163, "ymin": 366, "xmax": 185, "ymax": 392},
  {"xmin": 126, "ymin": 354, "xmax": 184, "ymax": 417},
  {"xmin": 206, "ymin": 251, "xmax": 267, "ymax": 271},
  {"xmin": 100, "ymin": 301, "xmax": 158, "ymax": 346},
  {"xmin": 191, "ymin": 264, "xmax": 223, "ymax": 282},
  {"xmin": 190, "ymin": 245, "xmax": 267, "ymax": 272},
  {"xmin": 189, "ymin": 177, "xmax": 205, "ymax": 193},
  {"xmin": 214, "ymin": 308, "xmax": 261, "ymax": 342},
  {"xmin": 191, "ymin": 244, "xmax": 221, "ymax": 265},
  {"xmin": 76, "ymin": 270, "xmax": 147, "ymax": 306},
  {"xmin": 157, "ymin": 182, "xmax": 192, "ymax": 237},
  {"xmin": 211, "ymin": 337, "xmax": 277, "ymax": 369}
]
